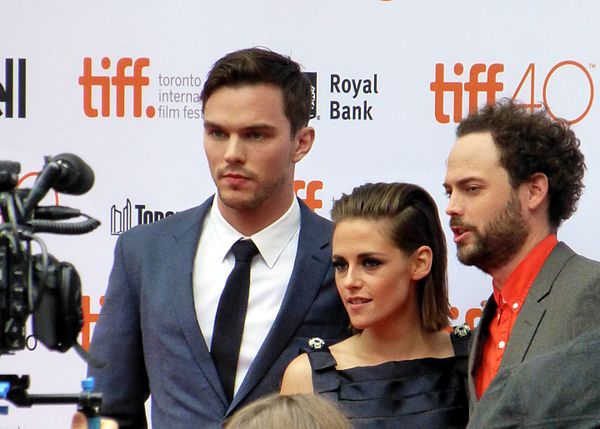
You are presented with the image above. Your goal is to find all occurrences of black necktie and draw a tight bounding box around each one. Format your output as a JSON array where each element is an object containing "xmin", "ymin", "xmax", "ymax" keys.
[{"xmin": 211, "ymin": 239, "xmax": 259, "ymax": 403}]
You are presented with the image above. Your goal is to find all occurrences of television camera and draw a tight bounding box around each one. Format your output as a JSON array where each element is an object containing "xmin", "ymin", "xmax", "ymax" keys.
[{"xmin": 0, "ymin": 154, "xmax": 102, "ymax": 425}]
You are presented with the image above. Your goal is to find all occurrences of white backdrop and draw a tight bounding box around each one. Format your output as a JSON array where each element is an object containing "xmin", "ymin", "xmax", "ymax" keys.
[{"xmin": 2, "ymin": 1, "xmax": 600, "ymax": 427}]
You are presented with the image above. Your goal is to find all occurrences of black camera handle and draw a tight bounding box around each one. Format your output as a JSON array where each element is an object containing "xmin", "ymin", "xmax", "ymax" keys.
[{"xmin": 0, "ymin": 374, "xmax": 102, "ymax": 428}]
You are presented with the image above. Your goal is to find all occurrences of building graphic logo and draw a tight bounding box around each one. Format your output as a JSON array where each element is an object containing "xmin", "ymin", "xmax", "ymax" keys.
[
  {"xmin": 303, "ymin": 72, "xmax": 317, "ymax": 119},
  {"xmin": 0, "ymin": 58, "xmax": 26, "ymax": 118},
  {"xmin": 110, "ymin": 199, "xmax": 133, "ymax": 235},
  {"xmin": 110, "ymin": 199, "xmax": 176, "ymax": 235}
]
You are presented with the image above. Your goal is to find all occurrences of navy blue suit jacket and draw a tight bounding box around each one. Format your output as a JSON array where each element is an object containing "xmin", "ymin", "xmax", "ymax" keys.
[{"xmin": 88, "ymin": 196, "xmax": 349, "ymax": 428}]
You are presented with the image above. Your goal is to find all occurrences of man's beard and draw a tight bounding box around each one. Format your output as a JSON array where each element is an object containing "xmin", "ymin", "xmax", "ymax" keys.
[{"xmin": 453, "ymin": 191, "xmax": 529, "ymax": 273}]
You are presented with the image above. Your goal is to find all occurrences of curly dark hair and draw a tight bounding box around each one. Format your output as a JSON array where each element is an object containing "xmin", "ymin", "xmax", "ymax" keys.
[
  {"xmin": 456, "ymin": 98, "xmax": 586, "ymax": 229},
  {"xmin": 201, "ymin": 47, "xmax": 312, "ymax": 136}
]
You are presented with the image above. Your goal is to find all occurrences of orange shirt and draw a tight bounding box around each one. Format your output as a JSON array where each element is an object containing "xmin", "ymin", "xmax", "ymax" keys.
[{"xmin": 475, "ymin": 234, "xmax": 558, "ymax": 399}]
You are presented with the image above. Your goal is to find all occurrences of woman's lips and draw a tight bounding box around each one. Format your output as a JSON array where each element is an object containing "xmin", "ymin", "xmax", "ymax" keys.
[{"xmin": 346, "ymin": 297, "xmax": 372, "ymax": 310}]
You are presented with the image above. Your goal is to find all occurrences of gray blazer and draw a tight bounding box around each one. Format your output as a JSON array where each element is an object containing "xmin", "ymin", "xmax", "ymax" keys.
[
  {"xmin": 88, "ymin": 196, "xmax": 350, "ymax": 429},
  {"xmin": 467, "ymin": 327, "xmax": 600, "ymax": 428},
  {"xmin": 468, "ymin": 242, "xmax": 600, "ymax": 412}
]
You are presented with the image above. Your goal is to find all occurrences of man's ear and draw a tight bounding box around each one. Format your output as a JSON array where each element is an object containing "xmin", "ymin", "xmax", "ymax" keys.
[
  {"xmin": 411, "ymin": 245, "xmax": 433, "ymax": 282},
  {"xmin": 292, "ymin": 126, "xmax": 315, "ymax": 163},
  {"xmin": 525, "ymin": 172, "xmax": 549, "ymax": 211}
]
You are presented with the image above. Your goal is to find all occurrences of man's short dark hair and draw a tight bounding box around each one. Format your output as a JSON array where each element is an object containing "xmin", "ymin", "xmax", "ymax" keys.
[
  {"xmin": 201, "ymin": 47, "xmax": 312, "ymax": 136},
  {"xmin": 457, "ymin": 98, "xmax": 586, "ymax": 229}
]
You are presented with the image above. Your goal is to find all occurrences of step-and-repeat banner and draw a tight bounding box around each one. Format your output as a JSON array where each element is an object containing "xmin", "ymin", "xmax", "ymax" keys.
[{"xmin": 2, "ymin": 1, "xmax": 600, "ymax": 427}]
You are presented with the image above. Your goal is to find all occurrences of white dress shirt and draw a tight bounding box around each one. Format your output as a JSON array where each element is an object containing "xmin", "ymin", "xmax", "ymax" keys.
[{"xmin": 193, "ymin": 198, "xmax": 300, "ymax": 395}]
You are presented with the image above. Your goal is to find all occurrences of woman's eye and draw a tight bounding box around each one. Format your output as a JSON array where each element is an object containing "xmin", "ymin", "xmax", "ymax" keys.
[
  {"xmin": 332, "ymin": 260, "xmax": 347, "ymax": 271},
  {"xmin": 363, "ymin": 258, "xmax": 382, "ymax": 268}
]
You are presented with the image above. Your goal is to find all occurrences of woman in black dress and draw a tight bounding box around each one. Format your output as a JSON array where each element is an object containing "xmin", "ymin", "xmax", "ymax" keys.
[{"xmin": 281, "ymin": 182, "xmax": 469, "ymax": 428}]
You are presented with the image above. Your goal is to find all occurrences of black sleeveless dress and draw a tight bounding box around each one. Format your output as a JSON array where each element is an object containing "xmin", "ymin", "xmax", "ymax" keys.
[{"xmin": 307, "ymin": 329, "xmax": 470, "ymax": 429}]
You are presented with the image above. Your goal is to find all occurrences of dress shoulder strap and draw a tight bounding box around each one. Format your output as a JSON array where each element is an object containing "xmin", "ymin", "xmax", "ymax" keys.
[
  {"xmin": 450, "ymin": 324, "xmax": 472, "ymax": 386},
  {"xmin": 306, "ymin": 346, "xmax": 337, "ymax": 370},
  {"xmin": 304, "ymin": 338, "xmax": 340, "ymax": 395},
  {"xmin": 450, "ymin": 324, "xmax": 472, "ymax": 358}
]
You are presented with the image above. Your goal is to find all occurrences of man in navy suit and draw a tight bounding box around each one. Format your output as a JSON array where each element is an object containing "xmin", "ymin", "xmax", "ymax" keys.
[
  {"xmin": 88, "ymin": 47, "xmax": 349, "ymax": 428},
  {"xmin": 443, "ymin": 99, "xmax": 600, "ymax": 414}
]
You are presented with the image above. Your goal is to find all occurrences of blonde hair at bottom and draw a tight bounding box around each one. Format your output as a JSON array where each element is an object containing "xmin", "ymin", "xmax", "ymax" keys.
[{"xmin": 224, "ymin": 393, "xmax": 352, "ymax": 429}]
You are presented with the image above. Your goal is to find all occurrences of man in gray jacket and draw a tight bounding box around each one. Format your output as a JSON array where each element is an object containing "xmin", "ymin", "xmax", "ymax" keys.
[{"xmin": 443, "ymin": 99, "xmax": 600, "ymax": 414}]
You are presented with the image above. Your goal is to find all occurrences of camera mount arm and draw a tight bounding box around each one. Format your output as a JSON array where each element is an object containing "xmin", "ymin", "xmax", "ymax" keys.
[{"xmin": 0, "ymin": 374, "xmax": 102, "ymax": 428}]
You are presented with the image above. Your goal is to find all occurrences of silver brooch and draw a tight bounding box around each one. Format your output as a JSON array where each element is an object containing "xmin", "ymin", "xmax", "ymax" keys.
[
  {"xmin": 308, "ymin": 337, "xmax": 325, "ymax": 350},
  {"xmin": 453, "ymin": 323, "xmax": 471, "ymax": 337}
]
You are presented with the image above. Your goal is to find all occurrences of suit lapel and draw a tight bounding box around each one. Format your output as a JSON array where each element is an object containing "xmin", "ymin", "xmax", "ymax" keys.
[
  {"xmin": 469, "ymin": 295, "xmax": 496, "ymax": 409},
  {"xmin": 500, "ymin": 242, "xmax": 575, "ymax": 368},
  {"xmin": 168, "ymin": 197, "xmax": 229, "ymax": 405},
  {"xmin": 231, "ymin": 201, "xmax": 332, "ymax": 410}
]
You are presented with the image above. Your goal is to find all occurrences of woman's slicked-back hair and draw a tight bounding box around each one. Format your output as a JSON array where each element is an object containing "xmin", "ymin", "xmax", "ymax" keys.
[{"xmin": 331, "ymin": 182, "xmax": 449, "ymax": 331}]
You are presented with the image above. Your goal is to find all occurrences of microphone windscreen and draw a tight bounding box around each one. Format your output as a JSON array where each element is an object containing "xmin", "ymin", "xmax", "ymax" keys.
[{"xmin": 52, "ymin": 153, "xmax": 95, "ymax": 195}]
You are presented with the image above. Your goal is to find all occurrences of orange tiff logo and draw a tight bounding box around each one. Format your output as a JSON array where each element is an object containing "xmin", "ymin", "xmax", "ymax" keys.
[
  {"xmin": 430, "ymin": 63, "xmax": 504, "ymax": 124},
  {"xmin": 79, "ymin": 57, "xmax": 155, "ymax": 118},
  {"xmin": 430, "ymin": 60, "xmax": 595, "ymax": 125},
  {"xmin": 294, "ymin": 180, "xmax": 323, "ymax": 211},
  {"xmin": 81, "ymin": 295, "xmax": 103, "ymax": 350}
]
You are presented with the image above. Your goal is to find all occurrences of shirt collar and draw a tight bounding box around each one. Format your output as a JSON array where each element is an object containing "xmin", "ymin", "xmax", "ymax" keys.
[
  {"xmin": 493, "ymin": 234, "xmax": 558, "ymax": 312},
  {"xmin": 208, "ymin": 198, "xmax": 301, "ymax": 268}
]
